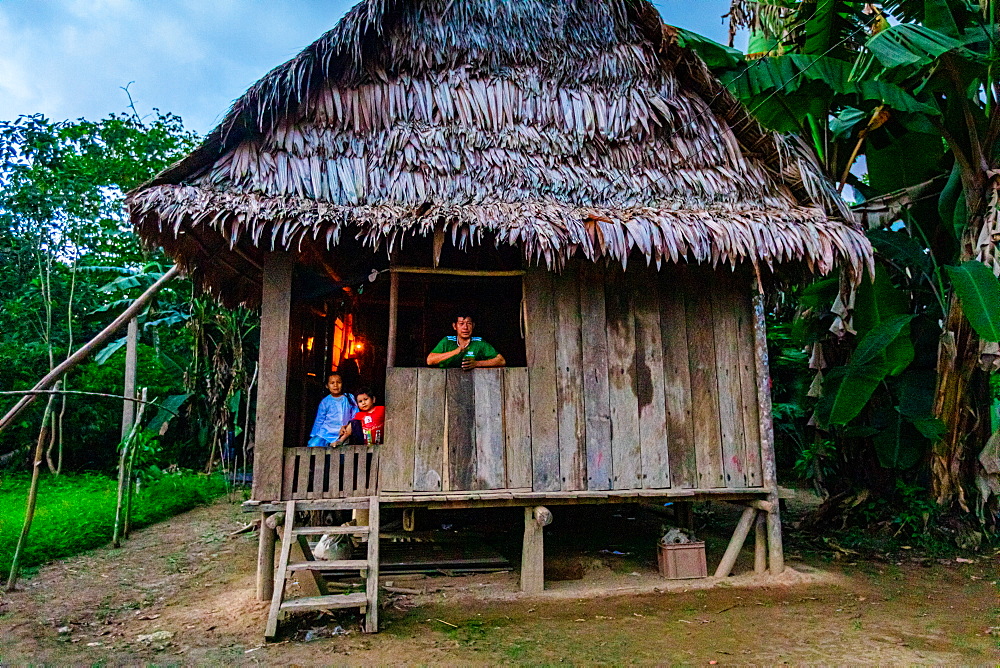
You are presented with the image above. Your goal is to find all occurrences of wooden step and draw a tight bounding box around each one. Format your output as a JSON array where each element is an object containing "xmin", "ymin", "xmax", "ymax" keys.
[
  {"xmin": 286, "ymin": 559, "xmax": 368, "ymax": 572},
  {"xmin": 279, "ymin": 592, "xmax": 368, "ymax": 612},
  {"xmin": 292, "ymin": 526, "xmax": 370, "ymax": 536}
]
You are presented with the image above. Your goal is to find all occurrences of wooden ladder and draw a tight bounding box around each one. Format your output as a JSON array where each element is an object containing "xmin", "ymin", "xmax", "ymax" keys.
[{"xmin": 265, "ymin": 497, "xmax": 380, "ymax": 639}]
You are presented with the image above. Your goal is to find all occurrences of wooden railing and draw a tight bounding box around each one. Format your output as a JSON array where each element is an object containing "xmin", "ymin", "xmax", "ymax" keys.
[{"xmin": 282, "ymin": 445, "xmax": 379, "ymax": 499}]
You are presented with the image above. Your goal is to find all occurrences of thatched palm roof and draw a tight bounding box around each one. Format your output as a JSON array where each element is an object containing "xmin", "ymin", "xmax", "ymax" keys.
[{"xmin": 128, "ymin": 0, "xmax": 872, "ymax": 304}]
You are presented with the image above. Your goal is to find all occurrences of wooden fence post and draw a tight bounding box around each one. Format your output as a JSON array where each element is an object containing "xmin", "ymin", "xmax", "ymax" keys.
[{"xmin": 121, "ymin": 317, "xmax": 139, "ymax": 440}]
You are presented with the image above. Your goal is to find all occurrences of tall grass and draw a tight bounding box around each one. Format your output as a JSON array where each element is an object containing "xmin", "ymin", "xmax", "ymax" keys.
[{"xmin": 0, "ymin": 471, "xmax": 228, "ymax": 579}]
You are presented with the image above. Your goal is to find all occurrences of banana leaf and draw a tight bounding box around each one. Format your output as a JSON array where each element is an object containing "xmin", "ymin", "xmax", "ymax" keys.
[{"xmin": 946, "ymin": 261, "xmax": 1000, "ymax": 342}]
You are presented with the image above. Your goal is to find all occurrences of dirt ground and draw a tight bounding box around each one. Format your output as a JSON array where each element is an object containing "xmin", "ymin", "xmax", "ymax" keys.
[{"xmin": 1, "ymin": 498, "xmax": 997, "ymax": 665}]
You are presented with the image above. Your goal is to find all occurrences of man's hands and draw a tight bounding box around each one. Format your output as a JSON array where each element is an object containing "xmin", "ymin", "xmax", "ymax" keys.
[
  {"xmin": 465, "ymin": 354, "xmax": 505, "ymax": 370},
  {"xmin": 426, "ymin": 341, "xmax": 469, "ymax": 367}
]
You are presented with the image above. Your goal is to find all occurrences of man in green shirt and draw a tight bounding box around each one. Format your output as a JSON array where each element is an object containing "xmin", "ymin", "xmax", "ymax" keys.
[{"xmin": 426, "ymin": 313, "xmax": 506, "ymax": 369}]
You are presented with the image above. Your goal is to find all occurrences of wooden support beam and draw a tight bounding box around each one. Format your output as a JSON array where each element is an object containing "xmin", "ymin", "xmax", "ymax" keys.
[
  {"xmin": 257, "ymin": 513, "xmax": 276, "ymax": 601},
  {"xmin": 295, "ymin": 535, "xmax": 329, "ymax": 596},
  {"xmin": 713, "ymin": 506, "xmax": 757, "ymax": 578},
  {"xmin": 752, "ymin": 293, "xmax": 784, "ymax": 575},
  {"xmin": 391, "ymin": 267, "xmax": 526, "ymax": 278},
  {"xmin": 728, "ymin": 499, "xmax": 774, "ymax": 512},
  {"xmin": 521, "ymin": 506, "xmax": 549, "ymax": 594},
  {"xmin": 754, "ymin": 511, "xmax": 767, "ymax": 574},
  {"xmin": 253, "ymin": 256, "xmax": 294, "ymax": 502},
  {"xmin": 386, "ymin": 270, "xmax": 399, "ymax": 368}
]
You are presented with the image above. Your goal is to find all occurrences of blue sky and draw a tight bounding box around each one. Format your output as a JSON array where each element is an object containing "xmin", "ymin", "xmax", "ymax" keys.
[{"xmin": 0, "ymin": 1, "xmax": 736, "ymax": 135}]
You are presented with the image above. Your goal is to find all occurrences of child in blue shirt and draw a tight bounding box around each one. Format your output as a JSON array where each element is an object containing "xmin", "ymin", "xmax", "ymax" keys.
[{"xmin": 307, "ymin": 372, "xmax": 357, "ymax": 447}]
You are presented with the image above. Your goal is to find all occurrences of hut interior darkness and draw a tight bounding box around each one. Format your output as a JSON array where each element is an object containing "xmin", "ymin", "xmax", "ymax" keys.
[{"xmin": 128, "ymin": 0, "xmax": 873, "ymax": 637}]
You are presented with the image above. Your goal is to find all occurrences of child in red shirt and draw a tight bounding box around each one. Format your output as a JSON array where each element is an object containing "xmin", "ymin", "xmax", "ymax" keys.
[{"xmin": 346, "ymin": 387, "xmax": 384, "ymax": 445}]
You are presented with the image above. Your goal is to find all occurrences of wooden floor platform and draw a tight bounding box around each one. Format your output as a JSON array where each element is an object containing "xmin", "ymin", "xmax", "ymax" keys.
[{"xmin": 243, "ymin": 487, "xmax": 772, "ymax": 513}]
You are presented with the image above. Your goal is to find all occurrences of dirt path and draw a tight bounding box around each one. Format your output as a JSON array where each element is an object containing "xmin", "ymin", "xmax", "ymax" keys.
[{"xmin": 1, "ymin": 499, "xmax": 997, "ymax": 665}]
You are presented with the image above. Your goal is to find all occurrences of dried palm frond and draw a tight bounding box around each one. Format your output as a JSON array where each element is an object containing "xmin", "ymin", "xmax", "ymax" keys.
[{"xmin": 127, "ymin": 0, "xmax": 872, "ymax": 306}]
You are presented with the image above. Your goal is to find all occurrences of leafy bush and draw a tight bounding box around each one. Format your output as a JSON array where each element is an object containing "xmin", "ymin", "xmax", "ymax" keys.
[{"xmin": 0, "ymin": 470, "xmax": 227, "ymax": 579}]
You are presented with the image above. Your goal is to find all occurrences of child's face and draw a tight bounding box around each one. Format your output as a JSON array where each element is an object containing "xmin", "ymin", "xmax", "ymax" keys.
[
  {"xmin": 326, "ymin": 375, "xmax": 343, "ymax": 396},
  {"xmin": 356, "ymin": 393, "xmax": 374, "ymax": 411}
]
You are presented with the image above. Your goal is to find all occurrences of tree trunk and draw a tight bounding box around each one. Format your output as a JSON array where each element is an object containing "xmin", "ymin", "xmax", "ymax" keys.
[
  {"xmin": 932, "ymin": 172, "xmax": 997, "ymax": 511},
  {"xmin": 932, "ymin": 298, "xmax": 992, "ymax": 511}
]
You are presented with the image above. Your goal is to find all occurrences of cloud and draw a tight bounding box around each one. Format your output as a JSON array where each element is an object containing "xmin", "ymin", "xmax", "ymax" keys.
[{"xmin": 0, "ymin": 1, "xmax": 733, "ymax": 135}]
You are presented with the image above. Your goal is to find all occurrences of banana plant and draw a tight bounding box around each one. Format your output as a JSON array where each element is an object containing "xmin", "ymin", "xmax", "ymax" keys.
[{"xmin": 708, "ymin": 0, "xmax": 1000, "ymax": 511}]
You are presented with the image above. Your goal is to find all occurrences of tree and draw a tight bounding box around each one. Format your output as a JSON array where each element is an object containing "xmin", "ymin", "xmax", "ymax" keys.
[
  {"xmin": 702, "ymin": 1, "xmax": 1000, "ymax": 518},
  {"xmin": 0, "ymin": 111, "xmax": 199, "ymax": 468}
]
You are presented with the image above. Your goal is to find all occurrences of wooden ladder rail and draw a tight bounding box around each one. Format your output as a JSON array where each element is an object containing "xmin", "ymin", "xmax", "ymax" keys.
[
  {"xmin": 265, "ymin": 500, "xmax": 296, "ymax": 639},
  {"xmin": 264, "ymin": 497, "xmax": 381, "ymax": 640}
]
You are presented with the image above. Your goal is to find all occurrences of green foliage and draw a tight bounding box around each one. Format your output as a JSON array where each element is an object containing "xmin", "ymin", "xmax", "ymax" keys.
[
  {"xmin": 945, "ymin": 261, "xmax": 1000, "ymax": 342},
  {"xmin": 0, "ymin": 111, "xmax": 200, "ymax": 468},
  {"xmin": 718, "ymin": 1, "xmax": 1000, "ymax": 511},
  {"xmin": 817, "ymin": 360, "xmax": 890, "ymax": 426},
  {"xmin": 0, "ymin": 109, "xmax": 257, "ymax": 475},
  {"xmin": 0, "ymin": 470, "xmax": 227, "ymax": 579}
]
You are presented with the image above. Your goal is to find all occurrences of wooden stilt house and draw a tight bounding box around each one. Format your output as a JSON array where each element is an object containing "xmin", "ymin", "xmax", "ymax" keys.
[{"xmin": 128, "ymin": 0, "xmax": 873, "ymax": 636}]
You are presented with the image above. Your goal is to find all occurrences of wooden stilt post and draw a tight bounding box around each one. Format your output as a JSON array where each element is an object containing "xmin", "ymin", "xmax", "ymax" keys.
[
  {"xmin": 521, "ymin": 506, "xmax": 551, "ymax": 594},
  {"xmin": 753, "ymin": 293, "xmax": 784, "ymax": 574},
  {"xmin": 713, "ymin": 506, "xmax": 756, "ymax": 578},
  {"xmin": 257, "ymin": 512, "xmax": 276, "ymax": 601},
  {"xmin": 676, "ymin": 502, "xmax": 694, "ymax": 530},
  {"xmin": 754, "ymin": 510, "xmax": 767, "ymax": 574}
]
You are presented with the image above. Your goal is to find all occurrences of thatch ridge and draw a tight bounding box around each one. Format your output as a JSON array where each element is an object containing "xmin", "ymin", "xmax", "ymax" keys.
[{"xmin": 129, "ymin": 0, "xmax": 872, "ymax": 304}]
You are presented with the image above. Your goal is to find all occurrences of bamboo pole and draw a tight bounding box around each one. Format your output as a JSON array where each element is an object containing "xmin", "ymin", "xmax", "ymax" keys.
[
  {"xmin": 5, "ymin": 382, "xmax": 60, "ymax": 591},
  {"xmin": 121, "ymin": 318, "xmax": 139, "ymax": 440},
  {"xmin": 113, "ymin": 388, "xmax": 148, "ymax": 548},
  {"xmin": 0, "ymin": 265, "xmax": 180, "ymax": 436},
  {"xmin": 122, "ymin": 390, "xmax": 148, "ymax": 540}
]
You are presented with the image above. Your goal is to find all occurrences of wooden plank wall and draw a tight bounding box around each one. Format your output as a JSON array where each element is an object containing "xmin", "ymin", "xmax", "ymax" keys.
[
  {"xmin": 375, "ymin": 262, "xmax": 765, "ymax": 496},
  {"xmin": 521, "ymin": 262, "xmax": 765, "ymax": 494},
  {"xmin": 379, "ymin": 367, "xmax": 527, "ymax": 492}
]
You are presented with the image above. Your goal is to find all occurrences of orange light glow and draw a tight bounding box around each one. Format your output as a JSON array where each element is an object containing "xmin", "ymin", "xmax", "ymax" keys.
[
  {"xmin": 305, "ymin": 336, "xmax": 315, "ymax": 351},
  {"xmin": 354, "ymin": 341, "xmax": 365, "ymax": 352}
]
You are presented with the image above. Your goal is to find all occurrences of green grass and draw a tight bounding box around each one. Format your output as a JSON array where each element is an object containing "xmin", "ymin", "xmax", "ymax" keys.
[{"xmin": 0, "ymin": 470, "xmax": 227, "ymax": 579}]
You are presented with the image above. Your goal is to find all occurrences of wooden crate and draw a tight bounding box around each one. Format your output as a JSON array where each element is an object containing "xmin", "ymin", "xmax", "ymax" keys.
[{"xmin": 657, "ymin": 541, "xmax": 707, "ymax": 579}]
